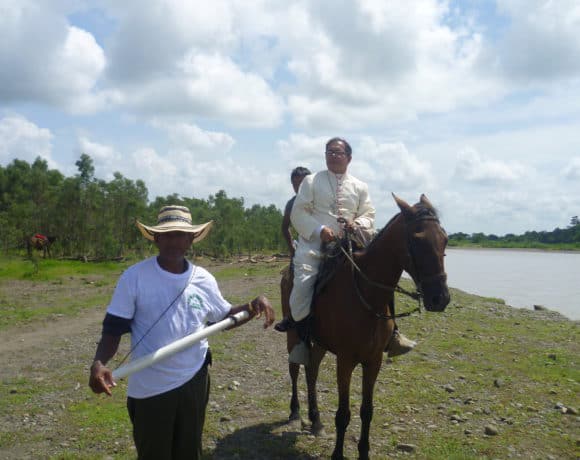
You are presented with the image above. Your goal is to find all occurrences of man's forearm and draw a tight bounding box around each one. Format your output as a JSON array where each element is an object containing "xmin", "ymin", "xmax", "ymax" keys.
[{"xmin": 92, "ymin": 334, "xmax": 122, "ymax": 366}]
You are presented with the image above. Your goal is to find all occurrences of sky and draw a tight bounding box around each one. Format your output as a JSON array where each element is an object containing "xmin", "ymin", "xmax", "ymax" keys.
[{"xmin": 1, "ymin": 0, "xmax": 579, "ymax": 236}]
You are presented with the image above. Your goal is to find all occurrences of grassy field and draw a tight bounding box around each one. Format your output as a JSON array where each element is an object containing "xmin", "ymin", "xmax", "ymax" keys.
[{"xmin": 0, "ymin": 256, "xmax": 578, "ymax": 459}]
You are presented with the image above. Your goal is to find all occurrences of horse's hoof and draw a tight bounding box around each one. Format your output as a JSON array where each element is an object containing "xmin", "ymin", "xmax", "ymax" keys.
[
  {"xmin": 311, "ymin": 422, "xmax": 325, "ymax": 437},
  {"xmin": 288, "ymin": 411, "xmax": 300, "ymax": 422}
]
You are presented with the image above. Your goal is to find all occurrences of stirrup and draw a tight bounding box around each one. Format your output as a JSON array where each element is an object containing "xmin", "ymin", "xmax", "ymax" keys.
[
  {"xmin": 386, "ymin": 331, "xmax": 417, "ymax": 358},
  {"xmin": 274, "ymin": 316, "xmax": 294, "ymax": 333}
]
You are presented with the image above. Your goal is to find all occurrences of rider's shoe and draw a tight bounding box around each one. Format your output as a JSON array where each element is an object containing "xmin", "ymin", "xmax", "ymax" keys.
[
  {"xmin": 274, "ymin": 316, "xmax": 294, "ymax": 332},
  {"xmin": 386, "ymin": 330, "xmax": 417, "ymax": 357},
  {"xmin": 288, "ymin": 341, "xmax": 310, "ymax": 365}
]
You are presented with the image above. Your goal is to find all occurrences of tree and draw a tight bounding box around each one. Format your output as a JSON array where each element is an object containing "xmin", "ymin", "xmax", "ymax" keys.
[{"xmin": 75, "ymin": 153, "xmax": 95, "ymax": 185}]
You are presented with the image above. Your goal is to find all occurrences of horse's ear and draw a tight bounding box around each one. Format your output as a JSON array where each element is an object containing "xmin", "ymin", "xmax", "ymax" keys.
[
  {"xmin": 420, "ymin": 194, "xmax": 434, "ymax": 210},
  {"xmin": 392, "ymin": 193, "xmax": 413, "ymax": 215}
]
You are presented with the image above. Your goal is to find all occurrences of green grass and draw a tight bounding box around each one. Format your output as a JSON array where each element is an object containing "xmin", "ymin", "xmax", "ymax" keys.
[
  {"xmin": 0, "ymin": 256, "xmax": 131, "ymax": 330},
  {"xmin": 212, "ymin": 263, "xmax": 282, "ymax": 281},
  {"xmin": 0, "ymin": 255, "xmax": 131, "ymax": 281}
]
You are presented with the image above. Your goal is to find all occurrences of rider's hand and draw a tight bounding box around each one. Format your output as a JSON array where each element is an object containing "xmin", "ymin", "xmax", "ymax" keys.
[
  {"xmin": 342, "ymin": 219, "xmax": 356, "ymax": 233},
  {"xmin": 320, "ymin": 226, "xmax": 335, "ymax": 243}
]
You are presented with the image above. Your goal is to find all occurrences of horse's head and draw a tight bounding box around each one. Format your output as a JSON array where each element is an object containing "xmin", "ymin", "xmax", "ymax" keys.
[{"xmin": 394, "ymin": 194, "xmax": 450, "ymax": 312}]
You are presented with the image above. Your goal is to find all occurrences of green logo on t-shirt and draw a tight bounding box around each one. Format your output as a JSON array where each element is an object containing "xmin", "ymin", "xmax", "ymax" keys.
[{"xmin": 187, "ymin": 293, "xmax": 204, "ymax": 310}]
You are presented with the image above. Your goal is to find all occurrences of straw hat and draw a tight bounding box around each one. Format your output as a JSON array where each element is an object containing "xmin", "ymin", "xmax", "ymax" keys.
[{"xmin": 136, "ymin": 205, "xmax": 213, "ymax": 243}]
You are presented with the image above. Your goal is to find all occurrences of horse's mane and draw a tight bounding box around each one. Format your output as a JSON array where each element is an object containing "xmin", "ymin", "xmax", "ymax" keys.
[{"xmin": 366, "ymin": 202, "xmax": 439, "ymax": 253}]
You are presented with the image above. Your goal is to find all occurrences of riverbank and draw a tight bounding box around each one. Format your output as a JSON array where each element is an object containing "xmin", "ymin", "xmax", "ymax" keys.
[
  {"xmin": 449, "ymin": 242, "xmax": 580, "ymax": 251},
  {"xmin": 0, "ymin": 258, "xmax": 578, "ymax": 459}
]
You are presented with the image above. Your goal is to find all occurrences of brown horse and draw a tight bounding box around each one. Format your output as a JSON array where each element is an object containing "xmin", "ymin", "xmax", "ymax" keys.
[
  {"xmin": 27, "ymin": 234, "xmax": 56, "ymax": 258},
  {"xmin": 281, "ymin": 194, "xmax": 450, "ymax": 460}
]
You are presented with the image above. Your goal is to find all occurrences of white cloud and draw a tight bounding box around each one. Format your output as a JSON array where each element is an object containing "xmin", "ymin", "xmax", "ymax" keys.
[
  {"xmin": 118, "ymin": 54, "xmax": 284, "ymax": 128},
  {"xmin": 103, "ymin": 1, "xmax": 284, "ymax": 127},
  {"xmin": 0, "ymin": 3, "xmax": 108, "ymax": 113},
  {"xmin": 130, "ymin": 147, "xmax": 180, "ymax": 190},
  {"xmin": 357, "ymin": 137, "xmax": 434, "ymax": 192},
  {"xmin": 129, "ymin": 145, "xmax": 287, "ymax": 209},
  {"xmin": 283, "ymin": 0, "xmax": 500, "ymax": 129},
  {"xmin": 562, "ymin": 157, "xmax": 580, "ymax": 180},
  {"xmin": 151, "ymin": 120, "xmax": 235, "ymax": 154},
  {"xmin": 277, "ymin": 134, "xmax": 328, "ymax": 169},
  {"xmin": 105, "ymin": 0, "xmax": 237, "ymax": 83},
  {"xmin": 493, "ymin": 0, "xmax": 580, "ymax": 82},
  {"xmin": 453, "ymin": 148, "xmax": 530, "ymax": 185},
  {"xmin": 78, "ymin": 137, "xmax": 117, "ymax": 162},
  {"xmin": 0, "ymin": 115, "xmax": 54, "ymax": 165},
  {"xmin": 120, "ymin": 123, "xmax": 284, "ymax": 206}
]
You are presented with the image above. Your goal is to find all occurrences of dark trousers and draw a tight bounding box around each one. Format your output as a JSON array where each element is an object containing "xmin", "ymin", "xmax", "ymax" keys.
[{"xmin": 127, "ymin": 364, "xmax": 210, "ymax": 460}]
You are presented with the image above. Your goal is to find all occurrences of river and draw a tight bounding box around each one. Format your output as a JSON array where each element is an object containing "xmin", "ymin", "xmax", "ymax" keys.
[{"xmin": 442, "ymin": 248, "xmax": 580, "ymax": 320}]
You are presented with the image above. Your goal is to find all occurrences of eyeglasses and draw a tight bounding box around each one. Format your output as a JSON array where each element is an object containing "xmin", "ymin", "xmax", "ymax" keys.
[{"xmin": 325, "ymin": 150, "xmax": 347, "ymax": 157}]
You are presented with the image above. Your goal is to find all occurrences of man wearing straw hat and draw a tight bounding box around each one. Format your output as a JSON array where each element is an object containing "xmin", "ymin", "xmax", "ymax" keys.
[{"xmin": 88, "ymin": 205, "xmax": 275, "ymax": 460}]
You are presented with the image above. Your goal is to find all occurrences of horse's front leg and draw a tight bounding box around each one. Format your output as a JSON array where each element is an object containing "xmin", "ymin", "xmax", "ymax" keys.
[
  {"xmin": 332, "ymin": 357, "xmax": 356, "ymax": 460},
  {"xmin": 289, "ymin": 361, "xmax": 300, "ymax": 421},
  {"xmin": 305, "ymin": 344, "xmax": 326, "ymax": 435},
  {"xmin": 358, "ymin": 359, "xmax": 381, "ymax": 460}
]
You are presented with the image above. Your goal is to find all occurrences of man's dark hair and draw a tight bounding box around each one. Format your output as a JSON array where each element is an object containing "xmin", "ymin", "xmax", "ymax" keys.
[
  {"xmin": 291, "ymin": 166, "xmax": 311, "ymax": 180},
  {"xmin": 326, "ymin": 137, "xmax": 352, "ymax": 157}
]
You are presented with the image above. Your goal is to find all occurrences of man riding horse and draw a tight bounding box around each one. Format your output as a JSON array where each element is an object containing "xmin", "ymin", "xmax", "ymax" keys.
[{"xmin": 275, "ymin": 137, "xmax": 417, "ymax": 363}]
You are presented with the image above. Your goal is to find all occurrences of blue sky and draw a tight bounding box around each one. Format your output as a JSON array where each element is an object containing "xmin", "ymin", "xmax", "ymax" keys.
[{"xmin": 1, "ymin": 0, "xmax": 579, "ymax": 235}]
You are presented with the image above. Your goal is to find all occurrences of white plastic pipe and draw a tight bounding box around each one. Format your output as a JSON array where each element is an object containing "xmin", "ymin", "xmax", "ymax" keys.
[{"xmin": 112, "ymin": 310, "xmax": 249, "ymax": 380}]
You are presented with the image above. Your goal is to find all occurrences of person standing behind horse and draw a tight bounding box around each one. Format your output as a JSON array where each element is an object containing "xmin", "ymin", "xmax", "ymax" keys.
[
  {"xmin": 284, "ymin": 137, "xmax": 416, "ymax": 363},
  {"xmin": 88, "ymin": 205, "xmax": 275, "ymax": 460},
  {"xmin": 281, "ymin": 166, "xmax": 311, "ymax": 260}
]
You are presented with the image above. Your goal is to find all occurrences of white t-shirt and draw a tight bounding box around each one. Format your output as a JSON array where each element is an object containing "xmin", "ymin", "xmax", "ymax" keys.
[{"xmin": 107, "ymin": 257, "xmax": 231, "ymax": 398}]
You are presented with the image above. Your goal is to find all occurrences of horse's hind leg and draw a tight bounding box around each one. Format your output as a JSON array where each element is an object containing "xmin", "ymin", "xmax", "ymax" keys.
[
  {"xmin": 305, "ymin": 344, "xmax": 326, "ymax": 436},
  {"xmin": 332, "ymin": 358, "xmax": 356, "ymax": 460},
  {"xmin": 289, "ymin": 362, "xmax": 300, "ymax": 421},
  {"xmin": 358, "ymin": 360, "xmax": 381, "ymax": 460}
]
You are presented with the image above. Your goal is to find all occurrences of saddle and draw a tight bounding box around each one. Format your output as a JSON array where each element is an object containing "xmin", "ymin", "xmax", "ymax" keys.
[
  {"xmin": 313, "ymin": 237, "xmax": 354, "ymax": 298},
  {"xmin": 280, "ymin": 236, "xmax": 366, "ymax": 342},
  {"xmin": 281, "ymin": 236, "xmax": 359, "ymax": 300}
]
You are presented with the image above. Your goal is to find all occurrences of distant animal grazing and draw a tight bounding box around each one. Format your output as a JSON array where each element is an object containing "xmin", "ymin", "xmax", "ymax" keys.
[
  {"xmin": 28, "ymin": 234, "xmax": 57, "ymax": 258},
  {"xmin": 280, "ymin": 194, "xmax": 450, "ymax": 460}
]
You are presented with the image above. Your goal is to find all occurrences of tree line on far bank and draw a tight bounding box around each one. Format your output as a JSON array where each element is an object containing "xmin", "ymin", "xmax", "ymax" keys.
[
  {"xmin": 0, "ymin": 155, "xmax": 285, "ymax": 260},
  {"xmin": 2, "ymin": 155, "xmax": 579, "ymax": 260},
  {"xmin": 448, "ymin": 215, "xmax": 580, "ymax": 250}
]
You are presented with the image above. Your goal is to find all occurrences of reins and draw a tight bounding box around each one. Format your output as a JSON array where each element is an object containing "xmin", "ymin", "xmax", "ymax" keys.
[
  {"xmin": 337, "ymin": 242, "xmax": 422, "ymax": 320},
  {"xmin": 335, "ymin": 209, "xmax": 443, "ymax": 321}
]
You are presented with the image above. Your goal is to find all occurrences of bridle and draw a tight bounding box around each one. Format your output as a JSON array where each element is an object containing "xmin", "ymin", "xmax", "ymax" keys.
[
  {"xmin": 338, "ymin": 208, "xmax": 446, "ymax": 321},
  {"xmin": 404, "ymin": 209, "xmax": 448, "ymax": 291}
]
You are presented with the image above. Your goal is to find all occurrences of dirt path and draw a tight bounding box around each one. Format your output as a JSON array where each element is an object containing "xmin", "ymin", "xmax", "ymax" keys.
[{"xmin": 1, "ymin": 308, "xmax": 104, "ymax": 355}]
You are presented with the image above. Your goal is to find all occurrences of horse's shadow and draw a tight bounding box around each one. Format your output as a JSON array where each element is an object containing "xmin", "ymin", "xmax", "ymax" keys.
[{"xmin": 204, "ymin": 419, "xmax": 319, "ymax": 459}]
